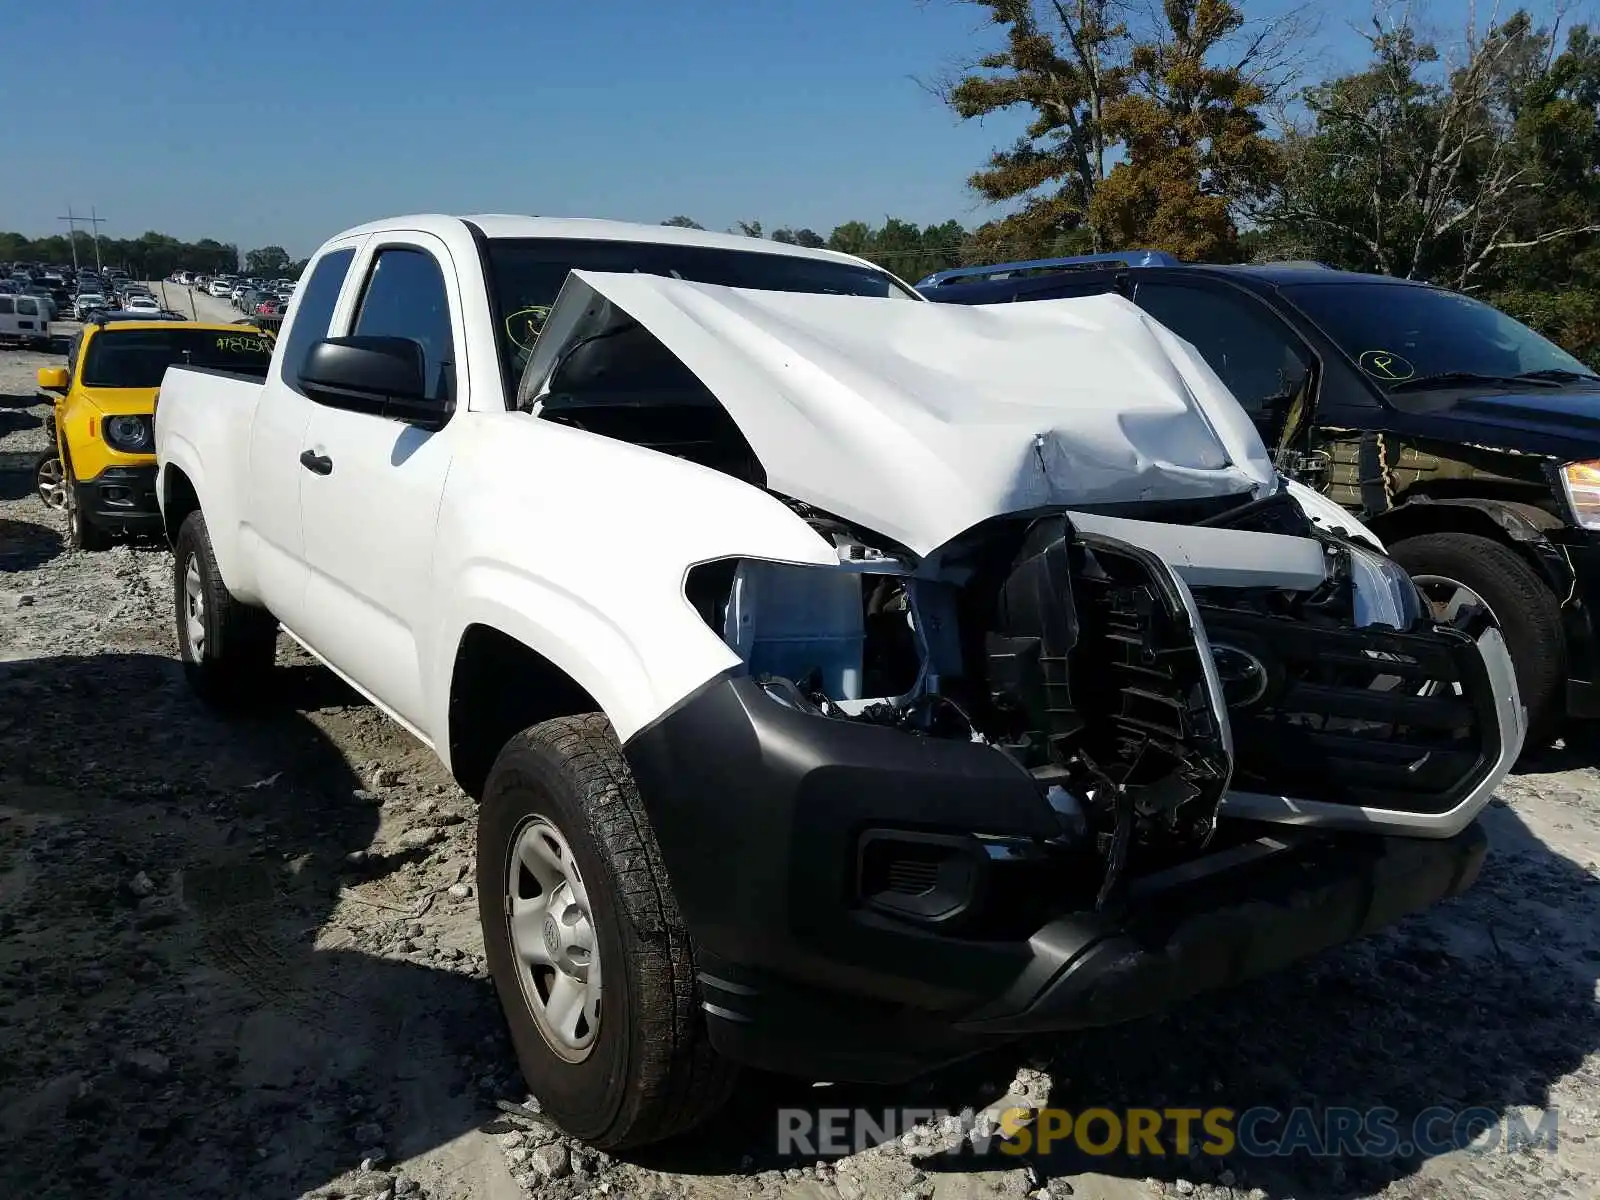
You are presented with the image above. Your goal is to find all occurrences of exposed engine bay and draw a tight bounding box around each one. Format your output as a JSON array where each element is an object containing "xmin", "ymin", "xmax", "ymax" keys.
[{"xmin": 687, "ymin": 489, "xmax": 1497, "ymax": 913}]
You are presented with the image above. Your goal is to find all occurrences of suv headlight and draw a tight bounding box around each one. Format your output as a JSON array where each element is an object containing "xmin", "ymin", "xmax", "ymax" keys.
[
  {"xmin": 1561, "ymin": 460, "xmax": 1600, "ymax": 530},
  {"xmin": 103, "ymin": 415, "xmax": 153, "ymax": 452}
]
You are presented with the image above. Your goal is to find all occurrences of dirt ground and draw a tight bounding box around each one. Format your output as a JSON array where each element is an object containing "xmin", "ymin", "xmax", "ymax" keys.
[{"xmin": 3, "ymin": 297, "xmax": 1600, "ymax": 1200}]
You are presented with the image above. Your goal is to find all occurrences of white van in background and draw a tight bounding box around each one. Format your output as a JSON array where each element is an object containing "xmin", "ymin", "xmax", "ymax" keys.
[{"xmin": 0, "ymin": 293, "xmax": 50, "ymax": 348}]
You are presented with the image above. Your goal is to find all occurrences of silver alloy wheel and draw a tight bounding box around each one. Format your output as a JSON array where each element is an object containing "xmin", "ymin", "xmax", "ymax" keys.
[
  {"xmin": 36, "ymin": 457, "xmax": 65, "ymax": 510},
  {"xmin": 507, "ymin": 814, "xmax": 601, "ymax": 1062},
  {"xmin": 183, "ymin": 555, "xmax": 207, "ymax": 659},
  {"xmin": 1411, "ymin": 573, "xmax": 1500, "ymax": 630}
]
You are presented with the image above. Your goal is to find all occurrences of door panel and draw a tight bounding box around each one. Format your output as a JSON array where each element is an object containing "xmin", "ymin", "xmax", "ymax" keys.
[
  {"xmin": 244, "ymin": 244, "xmax": 360, "ymax": 625},
  {"xmin": 294, "ymin": 236, "xmax": 463, "ymax": 732}
]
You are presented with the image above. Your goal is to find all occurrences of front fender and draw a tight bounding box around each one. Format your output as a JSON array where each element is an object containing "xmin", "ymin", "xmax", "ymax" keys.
[{"xmin": 426, "ymin": 561, "xmax": 744, "ymax": 762}]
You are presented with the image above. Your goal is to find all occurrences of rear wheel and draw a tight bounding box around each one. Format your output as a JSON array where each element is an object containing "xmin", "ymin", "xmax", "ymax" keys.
[
  {"xmin": 1388, "ymin": 531, "xmax": 1564, "ymax": 744},
  {"xmin": 173, "ymin": 510, "xmax": 278, "ymax": 706},
  {"xmin": 477, "ymin": 714, "xmax": 735, "ymax": 1149}
]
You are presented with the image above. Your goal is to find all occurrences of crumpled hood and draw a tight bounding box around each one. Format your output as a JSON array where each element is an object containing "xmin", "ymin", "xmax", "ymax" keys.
[{"xmin": 519, "ymin": 271, "xmax": 1276, "ymax": 554}]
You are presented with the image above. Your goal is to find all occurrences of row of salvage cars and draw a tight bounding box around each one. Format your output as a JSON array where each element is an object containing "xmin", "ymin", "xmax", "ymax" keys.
[{"xmin": 132, "ymin": 216, "xmax": 1538, "ymax": 1148}]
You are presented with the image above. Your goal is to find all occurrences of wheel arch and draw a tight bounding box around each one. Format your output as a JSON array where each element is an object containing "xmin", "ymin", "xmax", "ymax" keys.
[
  {"xmin": 446, "ymin": 624, "xmax": 605, "ymax": 800},
  {"xmin": 1367, "ymin": 496, "xmax": 1575, "ymax": 600},
  {"xmin": 160, "ymin": 462, "xmax": 201, "ymax": 548}
]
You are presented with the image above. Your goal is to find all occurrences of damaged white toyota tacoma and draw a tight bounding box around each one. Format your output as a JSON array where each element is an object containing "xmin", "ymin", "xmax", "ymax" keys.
[{"xmin": 153, "ymin": 215, "xmax": 1524, "ymax": 1148}]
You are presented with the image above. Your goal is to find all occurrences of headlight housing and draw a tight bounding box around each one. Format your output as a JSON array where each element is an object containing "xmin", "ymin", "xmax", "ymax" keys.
[
  {"xmin": 103, "ymin": 414, "xmax": 153, "ymax": 453},
  {"xmin": 1561, "ymin": 460, "xmax": 1600, "ymax": 530}
]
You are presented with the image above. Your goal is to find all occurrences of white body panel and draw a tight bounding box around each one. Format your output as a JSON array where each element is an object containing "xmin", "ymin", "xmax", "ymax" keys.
[{"xmin": 153, "ymin": 213, "xmax": 1514, "ymax": 840}]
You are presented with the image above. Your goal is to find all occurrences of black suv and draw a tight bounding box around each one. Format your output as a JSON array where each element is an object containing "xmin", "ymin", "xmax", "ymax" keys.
[{"xmin": 920, "ymin": 255, "xmax": 1600, "ymax": 741}]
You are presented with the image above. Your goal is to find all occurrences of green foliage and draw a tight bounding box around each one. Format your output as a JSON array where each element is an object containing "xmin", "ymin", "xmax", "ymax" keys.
[
  {"xmin": 244, "ymin": 245, "xmax": 293, "ymax": 276},
  {"xmin": 0, "ymin": 229, "xmax": 240, "ymax": 276}
]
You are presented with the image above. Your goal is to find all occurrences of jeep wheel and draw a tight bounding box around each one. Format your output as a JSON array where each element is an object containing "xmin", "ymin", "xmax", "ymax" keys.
[
  {"xmin": 35, "ymin": 454, "xmax": 66, "ymax": 511},
  {"xmin": 64, "ymin": 470, "xmax": 112, "ymax": 551},
  {"xmin": 173, "ymin": 510, "xmax": 278, "ymax": 706},
  {"xmin": 478, "ymin": 714, "xmax": 735, "ymax": 1149},
  {"xmin": 1389, "ymin": 531, "xmax": 1564, "ymax": 744}
]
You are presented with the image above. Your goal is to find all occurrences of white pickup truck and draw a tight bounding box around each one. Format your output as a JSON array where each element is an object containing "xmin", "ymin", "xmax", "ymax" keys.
[{"xmin": 155, "ymin": 214, "xmax": 1524, "ymax": 1149}]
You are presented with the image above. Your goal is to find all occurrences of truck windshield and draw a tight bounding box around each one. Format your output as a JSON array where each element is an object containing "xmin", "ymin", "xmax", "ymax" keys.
[
  {"xmin": 80, "ymin": 328, "xmax": 275, "ymax": 388},
  {"xmin": 1280, "ymin": 281, "xmax": 1596, "ymax": 389},
  {"xmin": 484, "ymin": 237, "xmax": 915, "ymax": 378}
]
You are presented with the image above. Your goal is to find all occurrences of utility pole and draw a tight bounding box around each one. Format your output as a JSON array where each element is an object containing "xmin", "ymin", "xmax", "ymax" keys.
[
  {"xmin": 57, "ymin": 207, "xmax": 81, "ymax": 272},
  {"xmin": 85, "ymin": 208, "xmax": 106, "ymax": 275}
]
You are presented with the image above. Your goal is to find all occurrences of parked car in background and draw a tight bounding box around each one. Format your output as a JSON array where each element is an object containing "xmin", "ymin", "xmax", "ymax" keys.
[
  {"xmin": 0, "ymin": 292, "xmax": 50, "ymax": 348},
  {"xmin": 208, "ymin": 277, "xmax": 234, "ymax": 298},
  {"xmin": 922, "ymin": 253, "xmax": 1600, "ymax": 742},
  {"xmin": 124, "ymin": 295, "xmax": 162, "ymax": 317},
  {"xmin": 35, "ymin": 316, "xmax": 273, "ymax": 549},
  {"xmin": 74, "ymin": 292, "xmax": 109, "ymax": 319},
  {"xmin": 154, "ymin": 213, "xmax": 1521, "ymax": 1150}
]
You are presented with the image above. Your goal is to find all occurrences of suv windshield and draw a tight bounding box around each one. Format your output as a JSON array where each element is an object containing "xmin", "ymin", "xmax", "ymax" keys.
[
  {"xmin": 1281, "ymin": 281, "xmax": 1596, "ymax": 389},
  {"xmin": 80, "ymin": 328, "xmax": 275, "ymax": 388},
  {"xmin": 483, "ymin": 237, "xmax": 914, "ymax": 379}
]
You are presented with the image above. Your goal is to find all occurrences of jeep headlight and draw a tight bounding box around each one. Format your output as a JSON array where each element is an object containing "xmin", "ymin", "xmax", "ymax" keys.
[
  {"xmin": 103, "ymin": 415, "xmax": 152, "ymax": 452},
  {"xmin": 1561, "ymin": 460, "xmax": 1600, "ymax": 530}
]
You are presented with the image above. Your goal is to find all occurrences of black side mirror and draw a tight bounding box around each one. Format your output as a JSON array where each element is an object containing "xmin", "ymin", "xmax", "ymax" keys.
[{"xmin": 298, "ymin": 335, "xmax": 453, "ymax": 431}]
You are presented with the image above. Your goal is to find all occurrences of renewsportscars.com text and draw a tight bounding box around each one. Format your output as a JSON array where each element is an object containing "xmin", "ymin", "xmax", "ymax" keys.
[{"xmin": 776, "ymin": 1106, "xmax": 1560, "ymax": 1159}]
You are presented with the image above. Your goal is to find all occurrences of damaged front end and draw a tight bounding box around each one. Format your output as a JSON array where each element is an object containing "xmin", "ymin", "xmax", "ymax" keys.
[{"xmin": 681, "ymin": 490, "xmax": 1522, "ymax": 917}]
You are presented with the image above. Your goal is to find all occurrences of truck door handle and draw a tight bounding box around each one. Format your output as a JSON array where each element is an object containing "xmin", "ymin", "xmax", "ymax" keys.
[{"xmin": 299, "ymin": 450, "xmax": 333, "ymax": 476}]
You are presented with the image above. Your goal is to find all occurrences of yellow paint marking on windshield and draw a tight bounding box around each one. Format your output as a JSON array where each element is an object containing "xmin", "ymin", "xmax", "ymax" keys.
[
  {"xmin": 1358, "ymin": 350, "xmax": 1416, "ymax": 381},
  {"xmin": 506, "ymin": 306, "xmax": 552, "ymax": 352}
]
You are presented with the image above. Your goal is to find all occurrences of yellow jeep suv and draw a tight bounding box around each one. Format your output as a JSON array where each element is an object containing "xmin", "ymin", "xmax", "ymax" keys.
[{"xmin": 36, "ymin": 317, "xmax": 273, "ymax": 549}]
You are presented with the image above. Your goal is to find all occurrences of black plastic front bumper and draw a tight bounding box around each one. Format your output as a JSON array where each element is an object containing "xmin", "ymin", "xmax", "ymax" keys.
[
  {"xmin": 80, "ymin": 465, "xmax": 161, "ymax": 531},
  {"xmin": 623, "ymin": 673, "xmax": 1490, "ymax": 1082}
]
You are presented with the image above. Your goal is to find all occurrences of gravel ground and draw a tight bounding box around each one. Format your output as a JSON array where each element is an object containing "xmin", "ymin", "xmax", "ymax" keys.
[{"xmin": 3, "ymin": 292, "xmax": 1600, "ymax": 1200}]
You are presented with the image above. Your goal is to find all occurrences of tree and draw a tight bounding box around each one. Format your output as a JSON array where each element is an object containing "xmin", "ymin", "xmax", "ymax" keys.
[
  {"xmin": 660, "ymin": 215, "xmax": 705, "ymax": 229},
  {"xmin": 1090, "ymin": 0, "xmax": 1282, "ymax": 260},
  {"xmin": 933, "ymin": 0, "xmax": 1130, "ymax": 251},
  {"xmin": 826, "ymin": 220, "xmax": 873, "ymax": 256},
  {"xmin": 245, "ymin": 245, "xmax": 293, "ymax": 275},
  {"xmin": 733, "ymin": 220, "xmax": 764, "ymax": 238},
  {"xmin": 1263, "ymin": 10, "xmax": 1600, "ymax": 286},
  {"xmin": 0, "ymin": 227, "xmax": 242, "ymax": 274}
]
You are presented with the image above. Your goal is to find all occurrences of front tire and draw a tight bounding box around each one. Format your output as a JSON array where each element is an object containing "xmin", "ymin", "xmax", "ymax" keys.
[
  {"xmin": 173, "ymin": 510, "xmax": 278, "ymax": 706},
  {"xmin": 478, "ymin": 714, "xmax": 735, "ymax": 1149},
  {"xmin": 64, "ymin": 469, "xmax": 113, "ymax": 551},
  {"xmin": 1389, "ymin": 531, "xmax": 1565, "ymax": 743}
]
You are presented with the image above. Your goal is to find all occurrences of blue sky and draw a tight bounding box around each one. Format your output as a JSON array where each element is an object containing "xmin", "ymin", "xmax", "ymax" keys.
[{"xmin": 0, "ymin": 1, "xmax": 1562, "ymax": 256}]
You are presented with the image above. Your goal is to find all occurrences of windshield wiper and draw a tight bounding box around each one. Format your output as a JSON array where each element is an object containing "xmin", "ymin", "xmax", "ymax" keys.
[
  {"xmin": 1511, "ymin": 368, "xmax": 1600, "ymax": 384},
  {"xmin": 1389, "ymin": 370, "xmax": 1564, "ymax": 392}
]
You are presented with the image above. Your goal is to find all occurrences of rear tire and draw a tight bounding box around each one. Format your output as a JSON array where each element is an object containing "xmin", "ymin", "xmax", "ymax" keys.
[
  {"xmin": 1388, "ymin": 531, "xmax": 1564, "ymax": 744},
  {"xmin": 173, "ymin": 510, "xmax": 278, "ymax": 707},
  {"xmin": 478, "ymin": 714, "xmax": 735, "ymax": 1149}
]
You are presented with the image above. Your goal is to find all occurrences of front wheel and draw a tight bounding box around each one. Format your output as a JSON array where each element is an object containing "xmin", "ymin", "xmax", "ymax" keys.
[
  {"xmin": 64, "ymin": 469, "xmax": 113, "ymax": 551},
  {"xmin": 1388, "ymin": 531, "xmax": 1565, "ymax": 744},
  {"xmin": 35, "ymin": 453, "xmax": 65, "ymax": 511},
  {"xmin": 477, "ymin": 714, "xmax": 735, "ymax": 1149},
  {"xmin": 173, "ymin": 511, "xmax": 278, "ymax": 706}
]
